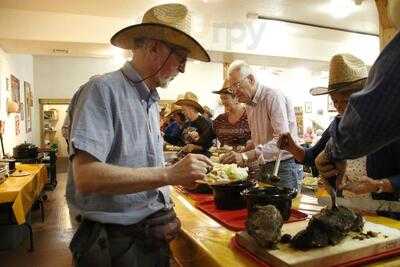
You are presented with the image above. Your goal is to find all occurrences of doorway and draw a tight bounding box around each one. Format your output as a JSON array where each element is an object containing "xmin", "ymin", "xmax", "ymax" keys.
[{"xmin": 39, "ymin": 99, "xmax": 70, "ymax": 163}]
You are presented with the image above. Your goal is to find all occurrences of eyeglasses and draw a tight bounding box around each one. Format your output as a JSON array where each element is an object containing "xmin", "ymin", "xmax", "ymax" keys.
[{"xmin": 162, "ymin": 42, "xmax": 188, "ymax": 72}]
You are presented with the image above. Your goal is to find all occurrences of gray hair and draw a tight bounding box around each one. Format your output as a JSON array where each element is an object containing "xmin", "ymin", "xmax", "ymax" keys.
[{"xmin": 227, "ymin": 60, "xmax": 255, "ymax": 80}]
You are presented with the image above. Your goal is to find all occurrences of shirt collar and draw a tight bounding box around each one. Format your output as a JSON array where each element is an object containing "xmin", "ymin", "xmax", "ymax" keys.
[
  {"xmin": 248, "ymin": 82, "xmax": 262, "ymax": 106},
  {"xmin": 121, "ymin": 61, "xmax": 160, "ymax": 102}
]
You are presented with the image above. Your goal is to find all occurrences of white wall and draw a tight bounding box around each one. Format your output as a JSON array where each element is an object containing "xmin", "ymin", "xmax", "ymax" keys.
[
  {"xmin": 33, "ymin": 56, "xmax": 224, "ymax": 145},
  {"xmin": 0, "ymin": 48, "xmax": 34, "ymax": 154},
  {"xmin": 158, "ymin": 61, "xmax": 224, "ymax": 113}
]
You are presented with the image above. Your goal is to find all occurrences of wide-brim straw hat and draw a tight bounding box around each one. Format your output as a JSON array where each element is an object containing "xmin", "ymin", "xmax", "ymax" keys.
[
  {"xmin": 212, "ymin": 78, "xmax": 234, "ymax": 95},
  {"xmin": 310, "ymin": 54, "xmax": 368, "ymax": 96},
  {"xmin": 175, "ymin": 91, "xmax": 204, "ymax": 113},
  {"xmin": 212, "ymin": 86, "xmax": 234, "ymax": 95},
  {"xmin": 110, "ymin": 3, "xmax": 210, "ymax": 62},
  {"xmin": 202, "ymin": 105, "xmax": 213, "ymax": 117},
  {"xmin": 389, "ymin": 0, "xmax": 400, "ymax": 29}
]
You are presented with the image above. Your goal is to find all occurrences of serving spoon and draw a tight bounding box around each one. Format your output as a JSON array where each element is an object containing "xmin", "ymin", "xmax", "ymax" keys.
[{"xmin": 326, "ymin": 175, "xmax": 339, "ymax": 210}]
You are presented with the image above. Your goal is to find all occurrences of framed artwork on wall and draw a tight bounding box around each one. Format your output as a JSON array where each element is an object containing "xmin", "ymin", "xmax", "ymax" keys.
[
  {"xmin": 327, "ymin": 96, "xmax": 337, "ymax": 112},
  {"xmin": 10, "ymin": 75, "xmax": 20, "ymax": 104},
  {"xmin": 19, "ymin": 103, "xmax": 24, "ymax": 121},
  {"xmin": 304, "ymin": 101, "xmax": 312, "ymax": 113},
  {"xmin": 6, "ymin": 77, "xmax": 9, "ymax": 91},
  {"xmin": 24, "ymin": 81, "xmax": 33, "ymax": 132},
  {"xmin": 15, "ymin": 115, "xmax": 20, "ymax": 136}
]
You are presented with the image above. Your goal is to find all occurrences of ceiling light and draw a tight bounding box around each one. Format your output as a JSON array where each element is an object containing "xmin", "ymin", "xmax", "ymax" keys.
[
  {"xmin": 52, "ymin": 49, "xmax": 70, "ymax": 54},
  {"xmin": 327, "ymin": 0, "xmax": 358, "ymax": 19}
]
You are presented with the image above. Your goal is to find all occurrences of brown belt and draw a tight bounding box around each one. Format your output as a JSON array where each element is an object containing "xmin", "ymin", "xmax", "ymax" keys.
[{"xmin": 103, "ymin": 208, "xmax": 176, "ymax": 238}]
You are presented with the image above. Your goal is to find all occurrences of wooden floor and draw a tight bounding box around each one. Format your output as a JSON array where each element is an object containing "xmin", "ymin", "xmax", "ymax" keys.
[{"xmin": 0, "ymin": 169, "xmax": 77, "ymax": 267}]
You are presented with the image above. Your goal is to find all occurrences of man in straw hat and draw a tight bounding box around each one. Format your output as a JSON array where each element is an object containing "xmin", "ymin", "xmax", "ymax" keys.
[
  {"xmin": 175, "ymin": 92, "xmax": 215, "ymax": 156},
  {"xmin": 278, "ymin": 54, "xmax": 400, "ymax": 210},
  {"xmin": 67, "ymin": 3, "xmax": 213, "ymax": 266},
  {"xmin": 220, "ymin": 60, "xmax": 302, "ymax": 190},
  {"xmin": 316, "ymin": 0, "xmax": 400, "ymax": 195}
]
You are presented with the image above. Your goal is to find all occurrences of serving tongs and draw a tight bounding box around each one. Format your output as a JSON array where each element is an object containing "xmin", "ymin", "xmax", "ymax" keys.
[
  {"xmin": 270, "ymin": 150, "xmax": 283, "ymax": 183},
  {"xmin": 326, "ymin": 175, "xmax": 339, "ymax": 210}
]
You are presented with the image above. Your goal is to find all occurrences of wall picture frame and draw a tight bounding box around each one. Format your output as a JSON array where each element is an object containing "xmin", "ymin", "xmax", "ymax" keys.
[
  {"xmin": 6, "ymin": 77, "xmax": 9, "ymax": 91},
  {"xmin": 304, "ymin": 101, "xmax": 312, "ymax": 113},
  {"xmin": 24, "ymin": 81, "xmax": 33, "ymax": 132},
  {"xmin": 10, "ymin": 75, "xmax": 20, "ymax": 104}
]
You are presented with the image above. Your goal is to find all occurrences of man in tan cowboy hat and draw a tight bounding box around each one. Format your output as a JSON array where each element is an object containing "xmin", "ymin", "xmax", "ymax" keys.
[
  {"xmin": 67, "ymin": 3, "xmax": 213, "ymax": 266},
  {"xmin": 279, "ymin": 54, "xmax": 400, "ymax": 209},
  {"xmin": 316, "ymin": 0, "xmax": 400, "ymax": 198},
  {"xmin": 174, "ymin": 92, "xmax": 215, "ymax": 156}
]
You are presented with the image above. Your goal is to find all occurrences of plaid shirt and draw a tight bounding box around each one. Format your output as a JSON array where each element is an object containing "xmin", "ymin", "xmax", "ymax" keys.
[{"xmin": 326, "ymin": 31, "xmax": 400, "ymax": 161}]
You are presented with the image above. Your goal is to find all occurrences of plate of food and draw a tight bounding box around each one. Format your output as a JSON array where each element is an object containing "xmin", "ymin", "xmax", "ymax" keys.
[
  {"xmin": 197, "ymin": 163, "xmax": 249, "ymax": 185},
  {"xmin": 302, "ymin": 175, "xmax": 319, "ymax": 189}
]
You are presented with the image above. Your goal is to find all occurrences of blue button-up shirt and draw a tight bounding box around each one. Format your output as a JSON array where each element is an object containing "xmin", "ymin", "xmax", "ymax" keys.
[
  {"xmin": 66, "ymin": 62, "xmax": 171, "ymax": 225},
  {"xmin": 326, "ymin": 32, "xmax": 400, "ymax": 191}
]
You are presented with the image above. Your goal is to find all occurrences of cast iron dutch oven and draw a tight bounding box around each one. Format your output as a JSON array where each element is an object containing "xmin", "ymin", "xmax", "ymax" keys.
[
  {"xmin": 211, "ymin": 180, "xmax": 255, "ymax": 210},
  {"xmin": 13, "ymin": 142, "xmax": 39, "ymax": 160},
  {"xmin": 243, "ymin": 186, "xmax": 297, "ymax": 221}
]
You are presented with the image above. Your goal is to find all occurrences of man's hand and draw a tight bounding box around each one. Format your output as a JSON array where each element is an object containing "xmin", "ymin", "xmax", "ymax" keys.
[
  {"xmin": 315, "ymin": 150, "xmax": 346, "ymax": 179},
  {"xmin": 219, "ymin": 151, "xmax": 243, "ymax": 165},
  {"xmin": 166, "ymin": 154, "xmax": 212, "ymax": 187},
  {"xmin": 244, "ymin": 140, "xmax": 255, "ymax": 152},
  {"xmin": 188, "ymin": 131, "xmax": 200, "ymax": 142},
  {"xmin": 277, "ymin": 133, "xmax": 296, "ymax": 152},
  {"xmin": 182, "ymin": 144, "xmax": 198, "ymax": 153},
  {"xmin": 340, "ymin": 176, "xmax": 393, "ymax": 194}
]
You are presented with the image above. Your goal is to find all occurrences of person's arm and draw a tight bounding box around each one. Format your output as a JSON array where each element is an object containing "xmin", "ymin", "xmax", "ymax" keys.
[
  {"xmin": 303, "ymin": 127, "xmax": 331, "ymax": 166},
  {"xmin": 387, "ymin": 175, "xmax": 400, "ymax": 192},
  {"xmin": 73, "ymin": 150, "xmax": 212, "ymax": 195},
  {"xmin": 326, "ymin": 32, "xmax": 400, "ymax": 161},
  {"xmin": 70, "ymin": 79, "xmax": 212, "ymax": 195},
  {"xmin": 194, "ymin": 117, "xmax": 216, "ymax": 150}
]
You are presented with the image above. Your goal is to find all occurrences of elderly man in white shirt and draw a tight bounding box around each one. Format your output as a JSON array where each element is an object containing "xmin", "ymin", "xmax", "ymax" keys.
[{"xmin": 220, "ymin": 60, "xmax": 302, "ymax": 190}]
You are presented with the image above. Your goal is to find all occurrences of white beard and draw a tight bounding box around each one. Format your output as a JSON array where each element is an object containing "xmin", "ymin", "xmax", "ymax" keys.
[{"xmin": 159, "ymin": 76, "xmax": 175, "ymax": 88}]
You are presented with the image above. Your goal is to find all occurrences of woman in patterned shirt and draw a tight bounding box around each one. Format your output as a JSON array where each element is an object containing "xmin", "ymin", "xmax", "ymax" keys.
[{"xmin": 213, "ymin": 79, "xmax": 251, "ymax": 150}]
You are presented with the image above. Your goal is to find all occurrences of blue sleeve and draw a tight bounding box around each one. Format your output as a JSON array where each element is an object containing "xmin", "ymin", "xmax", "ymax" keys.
[
  {"xmin": 326, "ymin": 32, "xmax": 400, "ymax": 160},
  {"xmin": 69, "ymin": 78, "xmax": 115, "ymax": 162},
  {"xmin": 303, "ymin": 127, "xmax": 331, "ymax": 166},
  {"xmin": 388, "ymin": 175, "xmax": 400, "ymax": 192}
]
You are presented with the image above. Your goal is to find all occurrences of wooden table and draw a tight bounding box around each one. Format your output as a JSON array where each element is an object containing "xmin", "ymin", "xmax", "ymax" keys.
[{"xmin": 170, "ymin": 188, "xmax": 400, "ymax": 267}]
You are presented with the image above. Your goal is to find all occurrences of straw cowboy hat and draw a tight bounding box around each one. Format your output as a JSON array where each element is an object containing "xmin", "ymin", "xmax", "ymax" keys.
[
  {"xmin": 389, "ymin": 0, "xmax": 400, "ymax": 29},
  {"xmin": 202, "ymin": 105, "xmax": 214, "ymax": 118},
  {"xmin": 212, "ymin": 78, "xmax": 234, "ymax": 95},
  {"xmin": 310, "ymin": 54, "xmax": 368, "ymax": 96},
  {"xmin": 175, "ymin": 92, "xmax": 204, "ymax": 113},
  {"xmin": 212, "ymin": 87, "xmax": 234, "ymax": 95},
  {"xmin": 110, "ymin": 3, "xmax": 210, "ymax": 62}
]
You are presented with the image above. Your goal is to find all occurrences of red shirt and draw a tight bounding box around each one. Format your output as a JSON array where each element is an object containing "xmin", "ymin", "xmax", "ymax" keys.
[{"xmin": 213, "ymin": 112, "xmax": 251, "ymax": 148}]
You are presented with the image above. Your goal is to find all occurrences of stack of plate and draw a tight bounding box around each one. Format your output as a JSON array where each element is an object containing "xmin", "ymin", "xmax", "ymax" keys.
[{"xmin": 0, "ymin": 163, "xmax": 8, "ymax": 184}]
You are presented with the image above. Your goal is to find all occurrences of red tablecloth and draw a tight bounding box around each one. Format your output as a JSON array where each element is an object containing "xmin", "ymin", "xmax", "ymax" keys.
[{"xmin": 196, "ymin": 200, "xmax": 308, "ymax": 231}]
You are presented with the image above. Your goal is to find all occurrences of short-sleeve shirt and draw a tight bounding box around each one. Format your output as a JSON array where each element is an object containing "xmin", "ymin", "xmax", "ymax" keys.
[
  {"xmin": 213, "ymin": 111, "xmax": 251, "ymax": 148},
  {"xmin": 66, "ymin": 62, "xmax": 171, "ymax": 225}
]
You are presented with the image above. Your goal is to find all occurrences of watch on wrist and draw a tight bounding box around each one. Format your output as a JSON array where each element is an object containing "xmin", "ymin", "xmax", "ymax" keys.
[{"xmin": 376, "ymin": 180, "xmax": 385, "ymax": 194}]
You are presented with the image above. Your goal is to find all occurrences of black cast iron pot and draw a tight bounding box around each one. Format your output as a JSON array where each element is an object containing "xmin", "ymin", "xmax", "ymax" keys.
[
  {"xmin": 211, "ymin": 180, "xmax": 255, "ymax": 210},
  {"xmin": 243, "ymin": 186, "xmax": 297, "ymax": 221},
  {"xmin": 13, "ymin": 142, "xmax": 38, "ymax": 159}
]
